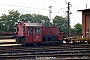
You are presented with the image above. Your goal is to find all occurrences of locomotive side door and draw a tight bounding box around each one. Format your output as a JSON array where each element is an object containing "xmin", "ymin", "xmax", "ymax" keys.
[
  {"xmin": 33, "ymin": 27, "xmax": 42, "ymax": 43},
  {"xmin": 28, "ymin": 27, "xmax": 33, "ymax": 43}
]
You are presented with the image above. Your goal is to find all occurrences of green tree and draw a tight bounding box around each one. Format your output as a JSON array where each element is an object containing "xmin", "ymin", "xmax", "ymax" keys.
[
  {"xmin": 71, "ymin": 23, "xmax": 82, "ymax": 35},
  {"xmin": 0, "ymin": 10, "xmax": 20, "ymax": 32},
  {"xmin": 32, "ymin": 14, "xmax": 50, "ymax": 26},
  {"xmin": 20, "ymin": 14, "xmax": 33, "ymax": 22},
  {"xmin": 0, "ymin": 10, "xmax": 50, "ymax": 32},
  {"xmin": 20, "ymin": 14, "xmax": 50, "ymax": 26},
  {"xmin": 0, "ymin": 14, "xmax": 6, "ymax": 32},
  {"xmin": 53, "ymin": 16, "xmax": 68, "ymax": 33}
]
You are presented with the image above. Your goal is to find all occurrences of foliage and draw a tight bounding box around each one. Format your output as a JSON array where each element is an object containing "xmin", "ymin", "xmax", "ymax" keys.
[
  {"xmin": 71, "ymin": 23, "xmax": 82, "ymax": 35},
  {"xmin": 53, "ymin": 16, "xmax": 68, "ymax": 33},
  {"xmin": 32, "ymin": 14, "xmax": 50, "ymax": 26},
  {"xmin": 0, "ymin": 10, "xmax": 82, "ymax": 34},
  {"xmin": 0, "ymin": 10, "xmax": 20, "ymax": 32},
  {"xmin": 20, "ymin": 14, "xmax": 50, "ymax": 26},
  {"xmin": 0, "ymin": 10, "xmax": 50, "ymax": 32},
  {"xmin": 20, "ymin": 14, "xmax": 33, "ymax": 22}
]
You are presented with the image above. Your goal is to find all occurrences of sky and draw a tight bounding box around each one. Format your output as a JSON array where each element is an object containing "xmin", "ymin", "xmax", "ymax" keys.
[{"xmin": 0, "ymin": 0, "xmax": 90, "ymax": 27}]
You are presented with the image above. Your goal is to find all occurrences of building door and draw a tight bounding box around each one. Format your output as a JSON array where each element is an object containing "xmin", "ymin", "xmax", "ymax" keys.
[{"xmin": 85, "ymin": 15, "xmax": 90, "ymax": 38}]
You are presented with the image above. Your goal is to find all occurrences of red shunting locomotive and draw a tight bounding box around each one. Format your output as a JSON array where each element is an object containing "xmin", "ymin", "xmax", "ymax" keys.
[{"xmin": 15, "ymin": 22, "xmax": 64, "ymax": 45}]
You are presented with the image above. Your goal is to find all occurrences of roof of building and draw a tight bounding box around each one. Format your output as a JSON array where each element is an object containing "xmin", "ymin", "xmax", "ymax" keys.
[
  {"xmin": 24, "ymin": 23, "xmax": 42, "ymax": 27},
  {"xmin": 78, "ymin": 9, "xmax": 90, "ymax": 12}
]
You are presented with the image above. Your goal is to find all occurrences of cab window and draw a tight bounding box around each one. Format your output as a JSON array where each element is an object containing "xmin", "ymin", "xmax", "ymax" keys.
[
  {"xmin": 23, "ymin": 27, "xmax": 25, "ymax": 32},
  {"xmin": 17, "ymin": 27, "xmax": 19, "ymax": 32},
  {"xmin": 34, "ymin": 27, "xmax": 41, "ymax": 34},
  {"xmin": 28, "ymin": 27, "xmax": 32, "ymax": 33}
]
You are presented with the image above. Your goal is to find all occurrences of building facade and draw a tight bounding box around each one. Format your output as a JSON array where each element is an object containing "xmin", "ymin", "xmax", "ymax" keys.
[{"xmin": 78, "ymin": 9, "xmax": 90, "ymax": 38}]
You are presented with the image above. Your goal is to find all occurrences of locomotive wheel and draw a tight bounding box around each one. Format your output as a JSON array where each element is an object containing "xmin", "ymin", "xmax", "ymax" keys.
[
  {"xmin": 21, "ymin": 38, "xmax": 25, "ymax": 46},
  {"xmin": 16, "ymin": 36, "xmax": 26, "ymax": 46}
]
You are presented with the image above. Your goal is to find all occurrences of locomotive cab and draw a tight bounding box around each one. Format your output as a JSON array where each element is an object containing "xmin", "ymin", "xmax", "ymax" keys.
[
  {"xmin": 27, "ymin": 27, "xmax": 42, "ymax": 43},
  {"xmin": 16, "ymin": 22, "xmax": 42, "ymax": 45}
]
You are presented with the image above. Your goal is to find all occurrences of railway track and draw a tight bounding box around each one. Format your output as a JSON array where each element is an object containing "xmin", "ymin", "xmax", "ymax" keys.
[{"xmin": 0, "ymin": 43, "xmax": 90, "ymax": 60}]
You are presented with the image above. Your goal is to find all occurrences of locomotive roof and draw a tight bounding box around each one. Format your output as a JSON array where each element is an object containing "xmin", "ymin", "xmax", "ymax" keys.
[{"xmin": 24, "ymin": 23, "xmax": 42, "ymax": 27}]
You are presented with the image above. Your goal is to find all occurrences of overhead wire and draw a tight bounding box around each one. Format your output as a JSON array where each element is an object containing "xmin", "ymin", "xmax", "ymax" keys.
[
  {"xmin": 0, "ymin": 3, "xmax": 47, "ymax": 10},
  {"xmin": 0, "ymin": 3, "xmax": 66, "ymax": 13}
]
